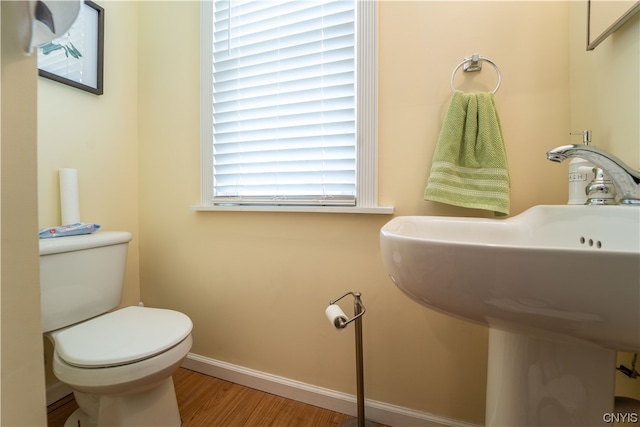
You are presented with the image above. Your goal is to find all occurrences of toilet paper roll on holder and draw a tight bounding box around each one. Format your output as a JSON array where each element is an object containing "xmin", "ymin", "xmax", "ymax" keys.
[
  {"xmin": 329, "ymin": 291, "xmax": 366, "ymax": 329},
  {"xmin": 327, "ymin": 292, "xmax": 377, "ymax": 427}
]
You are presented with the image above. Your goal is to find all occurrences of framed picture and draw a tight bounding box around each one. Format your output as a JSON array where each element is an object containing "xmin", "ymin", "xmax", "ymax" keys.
[{"xmin": 37, "ymin": 1, "xmax": 104, "ymax": 95}]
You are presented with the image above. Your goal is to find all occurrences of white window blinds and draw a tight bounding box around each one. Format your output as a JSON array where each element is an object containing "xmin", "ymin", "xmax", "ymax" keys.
[{"xmin": 211, "ymin": 0, "xmax": 356, "ymax": 206}]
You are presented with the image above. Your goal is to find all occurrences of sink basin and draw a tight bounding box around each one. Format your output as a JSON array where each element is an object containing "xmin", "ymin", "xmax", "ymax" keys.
[
  {"xmin": 380, "ymin": 205, "xmax": 640, "ymax": 351},
  {"xmin": 380, "ymin": 204, "xmax": 640, "ymax": 426},
  {"xmin": 381, "ymin": 205, "xmax": 640, "ymax": 426}
]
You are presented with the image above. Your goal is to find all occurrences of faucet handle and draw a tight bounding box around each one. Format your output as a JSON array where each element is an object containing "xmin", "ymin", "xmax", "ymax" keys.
[
  {"xmin": 569, "ymin": 130, "xmax": 592, "ymax": 145},
  {"xmin": 585, "ymin": 167, "xmax": 617, "ymax": 205}
]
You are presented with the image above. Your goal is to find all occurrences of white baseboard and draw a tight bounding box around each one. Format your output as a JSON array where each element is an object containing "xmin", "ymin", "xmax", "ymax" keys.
[{"xmin": 182, "ymin": 353, "xmax": 482, "ymax": 427}]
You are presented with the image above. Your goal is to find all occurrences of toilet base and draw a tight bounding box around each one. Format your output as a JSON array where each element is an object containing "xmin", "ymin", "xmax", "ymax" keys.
[
  {"xmin": 63, "ymin": 408, "xmax": 92, "ymax": 427},
  {"xmin": 67, "ymin": 376, "xmax": 182, "ymax": 427}
]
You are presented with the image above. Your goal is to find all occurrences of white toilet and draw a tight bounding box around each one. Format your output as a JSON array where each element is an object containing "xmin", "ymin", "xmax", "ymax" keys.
[{"xmin": 40, "ymin": 231, "xmax": 193, "ymax": 427}]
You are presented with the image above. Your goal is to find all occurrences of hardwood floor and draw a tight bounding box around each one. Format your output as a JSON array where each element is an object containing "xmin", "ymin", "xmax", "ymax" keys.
[{"xmin": 47, "ymin": 368, "xmax": 373, "ymax": 427}]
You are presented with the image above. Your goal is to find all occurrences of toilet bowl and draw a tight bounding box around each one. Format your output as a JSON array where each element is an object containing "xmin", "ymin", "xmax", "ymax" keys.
[
  {"xmin": 40, "ymin": 232, "xmax": 193, "ymax": 426},
  {"xmin": 48, "ymin": 307, "xmax": 192, "ymax": 427}
]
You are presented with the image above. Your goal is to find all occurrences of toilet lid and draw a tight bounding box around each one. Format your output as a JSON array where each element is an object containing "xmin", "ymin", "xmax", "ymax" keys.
[{"xmin": 54, "ymin": 306, "xmax": 193, "ymax": 368}]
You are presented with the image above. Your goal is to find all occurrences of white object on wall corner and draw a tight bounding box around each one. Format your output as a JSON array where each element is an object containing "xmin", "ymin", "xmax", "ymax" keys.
[
  {"xmin": 182, "ymin": 353, "xmax": 482, "ymax": 427},
  {"xmin": 22, "ymin": 0, "xmax": 82, "ymax": 54}
]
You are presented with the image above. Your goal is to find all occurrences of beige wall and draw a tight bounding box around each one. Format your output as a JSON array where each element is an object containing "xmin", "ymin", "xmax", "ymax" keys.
[
  {"xmin": 37, "ymin": 2, "xmax": 140, "ymax": 306},
  {"xmin": 37, "ymin": 1, "xmax": 140, "ymax": 386},
  {"xmin": 1, "ymin": 2, "xmax": 47, "ymax": 425},
  {"xmin": 137, "ymin": 2, "xmax": 569, "ymax": 424},
  {"xmin": 27, "ymin": 0, "xmax": 639, "ymax": 425},
  {"xmin": 570, "ymin": 2, "xmax": 639, "ymax": 169},
  {"xmin": 568, "ymin": 3, "xmax": 640, "ymax": 400}
]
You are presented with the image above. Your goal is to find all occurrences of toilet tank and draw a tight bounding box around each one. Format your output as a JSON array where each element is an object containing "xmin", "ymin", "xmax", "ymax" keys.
[{"xmin": 39, "ymin": 231, "xmax": 132, "ymax": 333}]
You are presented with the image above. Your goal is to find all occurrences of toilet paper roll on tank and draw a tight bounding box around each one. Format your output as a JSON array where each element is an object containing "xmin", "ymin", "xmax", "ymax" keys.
[
  {"xmin": 59, "ymin": 168, "xmax": 81, "ymax": 225},
  {"xmin": 38, "ymin": 168, "xmax": 102, "ymax": 238}
]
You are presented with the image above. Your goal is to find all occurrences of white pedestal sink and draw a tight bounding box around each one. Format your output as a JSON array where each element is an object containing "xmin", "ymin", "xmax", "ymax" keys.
[{"xmin": 380, "ymin": 205, "xmax": 640, "ymax": 426}]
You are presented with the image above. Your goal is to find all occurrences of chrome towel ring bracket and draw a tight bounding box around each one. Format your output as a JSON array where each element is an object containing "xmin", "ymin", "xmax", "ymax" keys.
[{"xmin": 450, "ymin": 54, "xmax": 502, "ymax": 94}]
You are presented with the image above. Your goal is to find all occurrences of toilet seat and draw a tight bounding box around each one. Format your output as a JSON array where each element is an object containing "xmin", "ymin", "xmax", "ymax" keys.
[
  {"xmin": 51, "ymin": 306, "xmax": 192, "ymax": 368},
  {"xmin": 52, "ymin": 333, "xmax": 192, "ymax": 396}
]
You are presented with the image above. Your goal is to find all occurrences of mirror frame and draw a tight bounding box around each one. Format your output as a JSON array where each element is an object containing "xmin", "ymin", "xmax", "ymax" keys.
[{"xmin": 587, "ymin": 0, "xmax": 640, "ymax": 50}]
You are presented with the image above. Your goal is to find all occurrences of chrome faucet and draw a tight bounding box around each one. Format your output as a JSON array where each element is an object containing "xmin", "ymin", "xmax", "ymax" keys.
[{"xmin": 546, "ymin": 144, "xmax": 640, "ymax": 205}]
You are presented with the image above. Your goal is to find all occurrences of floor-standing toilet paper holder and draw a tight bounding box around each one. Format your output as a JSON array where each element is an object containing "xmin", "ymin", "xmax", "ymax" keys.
[{"xmin": 327, "ymin": 292, "xmax": 377, "ymax": 427}]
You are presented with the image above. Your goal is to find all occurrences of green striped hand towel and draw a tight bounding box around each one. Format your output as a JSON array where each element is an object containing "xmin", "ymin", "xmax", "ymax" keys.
[{"xmin": 424, "ymin": 90, "xmax": 510, "ymax": 216}]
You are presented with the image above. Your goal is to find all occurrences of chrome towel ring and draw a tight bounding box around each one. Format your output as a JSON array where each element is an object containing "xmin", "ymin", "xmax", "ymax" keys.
[{"xmin": 450, "ymin": 54, "xmax": 502, "ymax": 94}]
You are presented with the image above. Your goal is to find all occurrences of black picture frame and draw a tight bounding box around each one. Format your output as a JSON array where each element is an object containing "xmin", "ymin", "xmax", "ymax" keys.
[{"xmin": 37, "ymin": 1, "xmax": 104, "ymax": 95}]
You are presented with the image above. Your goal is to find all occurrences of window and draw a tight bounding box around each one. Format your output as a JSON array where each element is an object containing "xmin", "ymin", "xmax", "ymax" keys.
[{"xmin": 197, "ymin": 0, "xmax": 391, "ymax": 213}]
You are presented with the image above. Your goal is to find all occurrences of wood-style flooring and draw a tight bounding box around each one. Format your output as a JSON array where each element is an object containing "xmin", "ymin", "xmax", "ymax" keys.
[{"xmin": 47, "ymin": 367, "xmax": 378, "ymax": 427}]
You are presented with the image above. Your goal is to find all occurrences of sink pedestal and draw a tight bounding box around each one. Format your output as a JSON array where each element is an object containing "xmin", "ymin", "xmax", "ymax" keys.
[{"xmin": 486, "ymin": 327, "xmax": 616, "ymax": 426}]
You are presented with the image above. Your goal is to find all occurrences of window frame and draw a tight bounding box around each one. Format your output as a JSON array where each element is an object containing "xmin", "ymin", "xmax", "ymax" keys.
[{"xmin": 193, "ymin": 0, "xmax": 392, "ymax": 214}]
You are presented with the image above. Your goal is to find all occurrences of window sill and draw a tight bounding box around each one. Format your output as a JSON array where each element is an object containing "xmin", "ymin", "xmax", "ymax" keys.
[{"xmin": 190, "ymin": 205, "xmax": 394, "ymax": 215}]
